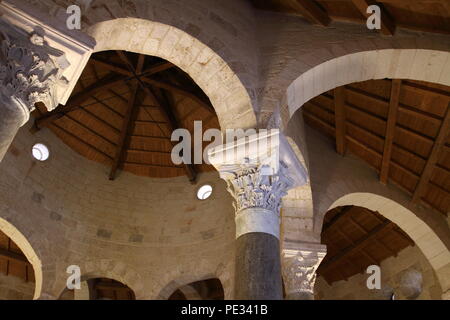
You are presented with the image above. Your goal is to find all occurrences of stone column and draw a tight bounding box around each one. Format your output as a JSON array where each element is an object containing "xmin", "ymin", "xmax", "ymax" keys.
[
  {"xmin": 208, "ymin": 130, "xmax": 308, "ymax": 300},
  {"xmin": 0, "ymin": 1, "xmax": 95, "ymax": 162},
  {"xmin": 282, "ymin": 243, "xmax": 327, "ymax": 300}
]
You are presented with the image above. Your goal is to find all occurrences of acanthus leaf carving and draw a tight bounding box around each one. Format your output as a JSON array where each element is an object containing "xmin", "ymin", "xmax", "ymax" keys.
[
  {"xmin": 282, "ymin": 246, "xmax": 327, "ymax": 296},
  {"xmin": 221, "ymin": 161, "xmax": 294, "ymax": 214},
  {"xmin": 0, "ymin": 21, "xmax": 69, "ymax": 113}
]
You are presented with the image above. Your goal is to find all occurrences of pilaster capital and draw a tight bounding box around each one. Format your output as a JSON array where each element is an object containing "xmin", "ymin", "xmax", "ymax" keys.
[{"xmin": 282, "ymin": 242, "xmax": 327, "ymax": 296}]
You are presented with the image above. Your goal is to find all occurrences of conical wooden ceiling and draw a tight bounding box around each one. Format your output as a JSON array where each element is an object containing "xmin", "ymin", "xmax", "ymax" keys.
[{"xmin": 32, "ymin": 51, "xmax": 220, "ymax": 182}]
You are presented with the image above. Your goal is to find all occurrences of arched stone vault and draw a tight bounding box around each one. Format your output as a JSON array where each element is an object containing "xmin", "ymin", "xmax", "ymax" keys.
[
  {"xmin": 279, "ymin": 45, "xmax": 450, "ymax": 268},
  {"xmin": 282, "ymin": 48, "xmax": 450, "ymax": 128},
  {"xmin": 155, "ymin": 259, "xmax": 233, "ymax": 300},
  {"xmin": 328, "ymin": 193, "xmax": 450, "ymax": 297},
  {"xmin": 0, "ymin": 216, "xmax": 43, "ymax": 300},
  {"xmin": 87, "ymin": 18, "xmax": 257, "ymax": 130},
  {"xmin": 53, "ymin": 259, "xmax": 145, "ymax": 300}
]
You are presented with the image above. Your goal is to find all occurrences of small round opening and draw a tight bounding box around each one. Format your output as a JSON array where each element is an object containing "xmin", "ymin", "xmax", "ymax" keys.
[
  {"xmin": 32, "ymin": 143, "xmax": 50, "ymax": 161},
  {"xmin": 197, "ymin": 184, "xmax": 212, "ymax": 200}
]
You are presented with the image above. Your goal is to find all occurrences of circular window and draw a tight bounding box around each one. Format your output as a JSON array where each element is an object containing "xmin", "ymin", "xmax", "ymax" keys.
[
  {"xmin": 197, "ymin": 184, "xmax": 212, "ymax": 200},
  {"xmin": 32, "ymin": 143, "xmax": 50, "ymax": 161}
]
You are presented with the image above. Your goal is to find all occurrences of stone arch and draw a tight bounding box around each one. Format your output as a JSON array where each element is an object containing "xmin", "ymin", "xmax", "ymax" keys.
[
  {"xmin": 157, "ymin": 273, "xmax": 225, "ymax": 300},
  {"xmin": 86, "ymin": 18, "xmax": 257, "ymax": 130},
  {"xmin": 0, "ymin": 217, "xmax": 43, "ymax": 300},
  {"xmin": 54, "ymin": 259, "xmax": 145, "ymax": 300},
  {"xmin": 327, "ymin": 192, "xmax": 450, "ymax": 296},
  {"xmin": 283, "ymin": 48, "xmax": 450, "ymax": 126}
]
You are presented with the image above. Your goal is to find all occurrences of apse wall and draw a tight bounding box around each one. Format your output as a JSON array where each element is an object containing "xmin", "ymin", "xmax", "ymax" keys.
[
  {"xmin": 0, "ymin": 122, "xmax": 236, "ymax": 299},
  {"xmin": 315, "ymin": 245, "xmax": 443, "ymax": 300}
]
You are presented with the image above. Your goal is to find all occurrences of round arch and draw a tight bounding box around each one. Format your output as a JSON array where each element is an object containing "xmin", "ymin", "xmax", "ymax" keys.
[
  {"xmin": 284, "ymin": 48, "xmax": 449, "ymax": 126},
  {"xmin": 157, "ymin": 273, "xmax": 225, "ymax": 300},
  {"xmin": 328, "ymin": 192, "xmax": 450, "ymax": 296},
  {"xmin": 54, "ymin": 259, "xmax": 145, "ymax": 300},
  {"xmin": 0, "ymin": 217, "xmax": 43, "ymax": 300},
  {"xmin": 87, "ymin": 18, "xmax": 257, "ymax": 130}
]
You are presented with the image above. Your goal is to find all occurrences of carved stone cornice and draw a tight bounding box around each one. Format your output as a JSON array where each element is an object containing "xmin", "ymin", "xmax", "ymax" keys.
[
  {"xmin": 282, "ymin": 243, "xmax": 327, "ymax": 298},
  {"xmin": 0, "ymin": 21, "xmax": 70, "ymax": 115}
]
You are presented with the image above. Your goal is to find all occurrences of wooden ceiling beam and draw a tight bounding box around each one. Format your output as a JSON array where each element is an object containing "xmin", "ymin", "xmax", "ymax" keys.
[
  {"xmin": 412, "ymin": 103, "xmax": 450, "ymax": 203},
  {"xmin": 91, "ymin": 57, "xmax": 174, "ymax": 78},
  {"xmin": 52, "ymin": 122, "xmax": 113, "ymax": 161},
  {"xmin": 114, "ymin": 52, "xmax": 196, "ymax": 182},
  {"xmin": 124, "ymin": 161, "xmax": 183, "ymax": 169},
  {"xmin": 93, "ymin": 55, "xmax": 215, "ymax": 114},
  {"xmin": 0, "ymin": 247, "xmax": 29, "ymax": 264},
  {"xmin": 334, "ymin": 87, "xmax": 347, "ymax": 155},
  {"xmin": 109, "ymin": 54, "xmax": 146, "ymax": 180},
  {"xmin": 322, "ymin": 206, "xmax": 353, "ymax": 233},
  {"xmin": 287, "ymin": 0, "xmax": 331, "ymax": 26},
  {"xmin": 321, "ymin": 221, "xmax": 394, "ymax": 271},
  {"xmin": 34, "ymin": 74, "xmax": 126, "ymax": 130},
  {"xmin": 380, "ymin": 79, "xmax": 402, "ymax": 184},
  {"xmin": 146, "ymin": 87, "xmax": 197, "ymax": 183},
  {"xmin": 351, "ymin": 0, "xmax": 396, "ymax": 35},
  {"xmin": 127, "ymin": 148, "xmax": 171, "ymax": 155}
]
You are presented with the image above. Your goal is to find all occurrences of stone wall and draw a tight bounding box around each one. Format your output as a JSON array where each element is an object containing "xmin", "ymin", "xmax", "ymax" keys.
[
  {"xmin": 0, "ymin": 121, "xmax": 236, "ymax": 299},
  {"xmin": 0, "ymin": 273, "xmax": 34, "ymax": 300},
  {"xmin": 315, "ymin": 245, "xmax": 443, "ymax": 300}
]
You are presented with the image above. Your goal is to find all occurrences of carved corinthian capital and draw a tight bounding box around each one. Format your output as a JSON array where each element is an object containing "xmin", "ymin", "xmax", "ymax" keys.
[
  {"xmin": 282, "ymin": 243, "xmax": 327, "ymax": 299},
  {"xmin": 208, "ymin": 130, "xmax": 308, "ymax": 238},
  {"xmin": 221, "ymin": 161, "xmax": 294, "ymax": 213},
  {"xmin": 0, "ymin": 0, "xmax": 95, "ymax": 124},
  {"xmin": 0, "ymin": 21, "xmax": 69, "ymax": 117}
]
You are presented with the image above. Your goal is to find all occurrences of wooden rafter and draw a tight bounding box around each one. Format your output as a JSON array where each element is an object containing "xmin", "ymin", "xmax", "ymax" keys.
[
  {"xmin": 322, "ymin": 206, "xmax": 353, "ymax": 233},
  {"xmin": 52, "ymin": 122, "xmax": 113, "ymax": 161},
  {"xmin": 334, "ymin": 86, "xmax": 347, "ymax": 155},
  {"xmin": 92, "ymin": 55, "xmax": 214, "ymax": 113},
  {"xmin": 0, "ymin": 247, "xmax": 29, "ymax": 264},
  {"xmin": 91, "ymin": 57, "xmax": 174, "ymax": 79},
  {"xmin": 380, "ymin": 79, "xmax": 401, "ymax": 184},
  {"xmin": 34, "ymin": 73, "xmax": 126, "ymax": 130},
  {"xmin": 287, "ymin": 0, "xmax": 331, "ymax": 26},
  {"xmin": 109, "ymin": 54, "xmax": 146, "ymax": 180},
  {"xmin": 320, "ymin": 221, "xmax": 394, "ymax": 271},
  {"xmin": 351, "ymin": 0, "xmax": 396, "ymax": 35},
  {"xmin": 112, "ymin": 52, "xmax": 196, "ymax": 182},
  {"xmin": 412, "ymin": 103, "xmax": 450, "ymax": 203},
  {"xmin": 146, "ymin": 87, "xmax": 197, "ymax": 183}
]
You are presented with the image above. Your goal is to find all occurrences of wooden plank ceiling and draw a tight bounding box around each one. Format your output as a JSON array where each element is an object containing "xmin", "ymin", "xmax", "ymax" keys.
[
  {"xmin": 0, "ymin": 230, "xmax": 34, "ymax": 283},
  {"xmin": 302, "ymin": 78, "xmax": 450, "ymax": 216},
  {"xmin": 32, "ymin": 51, "xmax": 220, "ymax": 183},
  {"xmin": 318, "ymin": 205, "xmax": 414, "ymax": 283},
  {"xmin": 251, "ymin": 0, "xmax": 450, "ymax": 35}
]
